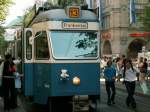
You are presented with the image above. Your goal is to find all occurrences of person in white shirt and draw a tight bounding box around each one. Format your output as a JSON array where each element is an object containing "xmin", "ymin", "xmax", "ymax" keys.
[{"xmin": 119, "ymin": 59, "xmax": 139, "ymax": 109}]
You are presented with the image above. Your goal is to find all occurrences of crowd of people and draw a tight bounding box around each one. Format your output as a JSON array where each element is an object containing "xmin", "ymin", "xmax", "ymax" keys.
[
  {"xmin": 101, "ymin": 55, "xmax": 149, "ymax": 82},
  {"xmin": 101, "ymin": 55, "xmax": 149, "ymax": 109}
]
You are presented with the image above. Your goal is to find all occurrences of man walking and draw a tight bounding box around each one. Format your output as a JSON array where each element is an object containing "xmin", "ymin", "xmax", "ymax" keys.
[{"xmin": 104, "ymin": 60, "xmax": 116, "ymax": 105}]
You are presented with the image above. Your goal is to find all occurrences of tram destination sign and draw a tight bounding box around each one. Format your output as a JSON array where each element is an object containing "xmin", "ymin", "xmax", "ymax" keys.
[{"xmin": 62, "ymin": 22, "xmax": 88, "ymax": 29}]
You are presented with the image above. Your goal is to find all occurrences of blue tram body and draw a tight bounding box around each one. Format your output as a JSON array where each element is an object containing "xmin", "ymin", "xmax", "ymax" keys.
[
  {"xmin": 22, "ymin": 6, "xmax": 100, "ymax": 111},
  {"xmin": 25, "ymin": 63, "xmax": 100, "ymax": 104}
]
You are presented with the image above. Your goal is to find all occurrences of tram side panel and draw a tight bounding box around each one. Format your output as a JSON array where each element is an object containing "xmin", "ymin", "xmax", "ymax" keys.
[
  {"xmin": 33, "ymin": 63, "xmax": 51, "ymax": 104},
  {"xmin": 24, "ymin": 63, "xmax": 34, "ymax": 96}
]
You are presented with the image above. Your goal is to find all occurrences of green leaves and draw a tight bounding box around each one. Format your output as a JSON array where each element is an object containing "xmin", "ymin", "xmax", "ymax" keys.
[
  {"xmin": 0, "ymin": 35, "xmax": 9, "ymax": 55},
  {"xmin": 143, "ymin": 5, "xmax": 150, "ymax": 31},
  {"xmin": 0, "ymin": 0, "xmax": 13, "ymax": 21},
  {"xmin": 76, "ymin": 32, "xmax": 97, "ymax": 49},
  {"xmin": 0, "ymin": 26, "xmax": 8, "ymax": 55},
  {"xmin": 57, "ymin": 0, "xmax": 85, "ymax": 7},
  {"xmin": 140, "ymin": 2, "xmax": 150, "ymax": 41},
  {"xmin": 0, "ymin": 26, "xmax": 5, "ymax": 37}
]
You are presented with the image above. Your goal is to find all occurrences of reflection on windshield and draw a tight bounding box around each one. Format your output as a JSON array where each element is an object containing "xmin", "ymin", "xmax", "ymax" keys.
[{"xmin": 50, "ymin": 31, "xmax": 98, "ymax": 59}]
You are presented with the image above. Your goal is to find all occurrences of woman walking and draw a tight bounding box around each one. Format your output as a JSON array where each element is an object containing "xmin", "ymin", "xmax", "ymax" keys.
[{"xmin": 120, "ymin": 59, "xmax": 139, "ymax": 108}]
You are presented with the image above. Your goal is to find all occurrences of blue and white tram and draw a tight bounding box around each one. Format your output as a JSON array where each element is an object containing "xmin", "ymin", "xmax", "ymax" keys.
[{"xmin": 23, "ymin": 6, "xmax": 100, "ymax": 111}]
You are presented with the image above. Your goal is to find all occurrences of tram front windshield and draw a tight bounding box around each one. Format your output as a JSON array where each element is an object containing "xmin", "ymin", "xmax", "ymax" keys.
[{"xmin": 50, "ymin": 31, "xmax": 98, "ymax": 59}]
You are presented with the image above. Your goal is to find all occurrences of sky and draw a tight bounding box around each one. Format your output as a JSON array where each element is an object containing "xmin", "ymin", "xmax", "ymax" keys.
[
  {"xmin": 4, "ymin": 0, "xmax": 35, "ymax": 41},
  {"xmin": 5, "ymin": 0, "xmax": 35, "ymax": 25}
]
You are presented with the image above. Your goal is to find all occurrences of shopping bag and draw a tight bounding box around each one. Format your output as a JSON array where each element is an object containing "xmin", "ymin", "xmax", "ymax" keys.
[
  {"xmin": 15, "ymin": 72, "xmax": 21, "ymax": 88},
  {"xmin": 140, "ymin": 81, "xmax": 148, "ymax": 94}
]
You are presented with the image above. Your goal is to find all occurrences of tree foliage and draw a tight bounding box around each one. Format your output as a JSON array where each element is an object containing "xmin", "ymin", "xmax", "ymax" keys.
[
  {"xmin": 75, "ymin": 32, "xmax": 98, "ymax": 56},
  {"xmin": 47, "ymin": 0, "xmax": 86, "ymax": 7},
  {"xmin": 0, "ymin": 37, "xmax": 9, "ymax": 56},
  {"xmin": 0, "ymin": 0, "xmax": 12, "ymax": 22},
  {"xmin": 0, "ymin": 0, "xmax": 12, "ymax": 55},
  {"xmin": 143, "ymin": 3, "xmax": 150, "ymax": 30},
  {"xmin": 0, "ymin": 26, "xmax": 5, "ymax": 37},
  {"xmin": 0, "ymin": 26, "xmax": 8, "ymax": 56},
  {"xmin": 76, "ymin": 32, "xmax": 97, "ymax": 49},
  {"xmin": 142, "ymin": 1, "xmax": 150, "ymax": 40}
]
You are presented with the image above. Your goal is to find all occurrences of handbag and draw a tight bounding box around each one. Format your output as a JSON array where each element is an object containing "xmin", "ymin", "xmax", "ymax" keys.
[{"xmin": 140, "ymin": 81, "xmax": 148, "ymax": 94}]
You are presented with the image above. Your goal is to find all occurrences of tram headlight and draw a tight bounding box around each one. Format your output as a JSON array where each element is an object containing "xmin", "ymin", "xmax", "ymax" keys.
[{"xmin": 72, "ymin": 76, "xmax": 80, "ymax": 86}]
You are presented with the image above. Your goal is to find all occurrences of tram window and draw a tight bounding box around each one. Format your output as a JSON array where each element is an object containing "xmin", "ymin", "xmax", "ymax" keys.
[
  {"xmin": 26, "ymin": 30, "xmax": 32, "ymax": 60},
  {"xmin": 50, "ymin": 31, "xmax": 98, "ymax": 59},
  {"xmin": 34, "ymin": 31, "xmax": 49, "ymax": 59}
]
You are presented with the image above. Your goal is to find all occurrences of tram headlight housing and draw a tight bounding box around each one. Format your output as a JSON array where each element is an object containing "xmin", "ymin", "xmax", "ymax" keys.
[{"xmin": 72, "ymin": 76, "xmax": 80, "ymax": 86}]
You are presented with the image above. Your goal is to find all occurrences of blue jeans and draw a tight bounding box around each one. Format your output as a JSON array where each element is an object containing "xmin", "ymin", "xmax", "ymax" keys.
[{"xmin": 105, "ymin": 81, "xmax": 116, "ymax": 103}]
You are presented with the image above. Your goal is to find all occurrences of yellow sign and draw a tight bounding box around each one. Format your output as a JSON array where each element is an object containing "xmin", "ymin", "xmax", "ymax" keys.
[{"xmin": 69, "ymin": 7, "xmax": 80, "ymax": 18}]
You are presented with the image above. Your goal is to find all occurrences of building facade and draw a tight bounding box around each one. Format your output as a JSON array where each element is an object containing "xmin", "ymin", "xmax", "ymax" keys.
[{"xmin": 88, "ymin": 0, "xmax": 150, "ymax": 58}]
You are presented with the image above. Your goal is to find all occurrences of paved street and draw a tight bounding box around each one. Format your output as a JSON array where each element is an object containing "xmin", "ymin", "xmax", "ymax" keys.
[
  {"xmin": 0, "ymin": 94, "xmax": 48, "ymax": 112},
  {"xmin": 0, "ymin": 96, "xmax": 26, "ymax": 112},
  {"xmin": 100, "ymin": 81, "xmax": 150, "ymax": 112},
  {"xmin": 0, "ymin": 81, "xmax": 150, "ymax": 112}
]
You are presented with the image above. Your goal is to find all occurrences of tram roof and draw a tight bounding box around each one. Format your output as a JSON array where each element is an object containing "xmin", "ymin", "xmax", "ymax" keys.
[{"xmin": 31, "ymin": 9, "xmax": 98, "ymax": 25}]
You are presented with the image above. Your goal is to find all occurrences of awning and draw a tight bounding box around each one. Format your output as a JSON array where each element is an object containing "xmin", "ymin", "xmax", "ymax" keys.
[{"xmin": 128, "ymin": 32, "xmax": 150, "ymax": 37}]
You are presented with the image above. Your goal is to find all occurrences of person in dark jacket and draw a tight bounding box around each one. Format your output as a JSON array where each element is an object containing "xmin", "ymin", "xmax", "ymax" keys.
[
  {"xmin": 143, "ymin": 58, "xmax": 148, "ymax": 80},
  {"xmin": 104, "ymin": 60, "xmax": 116, "ymax": 105},
  {"xmin": 2, "ymin": 54, "xmax": 16, "ymax": 112}
]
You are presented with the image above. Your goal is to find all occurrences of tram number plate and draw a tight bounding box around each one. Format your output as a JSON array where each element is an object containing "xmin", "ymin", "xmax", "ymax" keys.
[{"xmin": 69, "ymin": 7, "xmax": 80, "ymax": 18}]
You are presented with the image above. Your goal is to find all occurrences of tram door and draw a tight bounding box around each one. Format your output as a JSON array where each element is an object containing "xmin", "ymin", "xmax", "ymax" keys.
[
  {"xmin": 24, "ymin": 28, "xmax": 34, "ymax": 96},
  {"xmin": 33, "ymin": 31, "xmax": 50, "ymax": 104}
]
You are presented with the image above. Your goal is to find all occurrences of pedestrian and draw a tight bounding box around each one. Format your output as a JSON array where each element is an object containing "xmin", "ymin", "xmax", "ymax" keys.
[
  {"xmin": 104, "ymin": 60, "xmax": 116, "ymax": 105},
  {"xmin": 138, "ymin": 58, "xmax": 149, "ymax": 94},
  {"xmin": 116, "ymin": 57, "xmax": 122, "ymax": 82},
  {"xmin": 143, "ymin": 58, "xmax": 148, "ymax": 80},
  {"xmin": 116, "ymin": 55, "xmax": 126, "ymax": 82},
  {"xmin": 12, "ymin": 57, "xmax": 19, "ymax": 109},
  {"xmin": 138, "ymin": 57, "xmax": 145, "ymax": 81},
  {"xmin": 2, "ymin": 54, "xmax": 16, "ymax": 112},
  {"xmin": 120, "ymin": 59, "xmax": 139, "ymax": 108}
]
